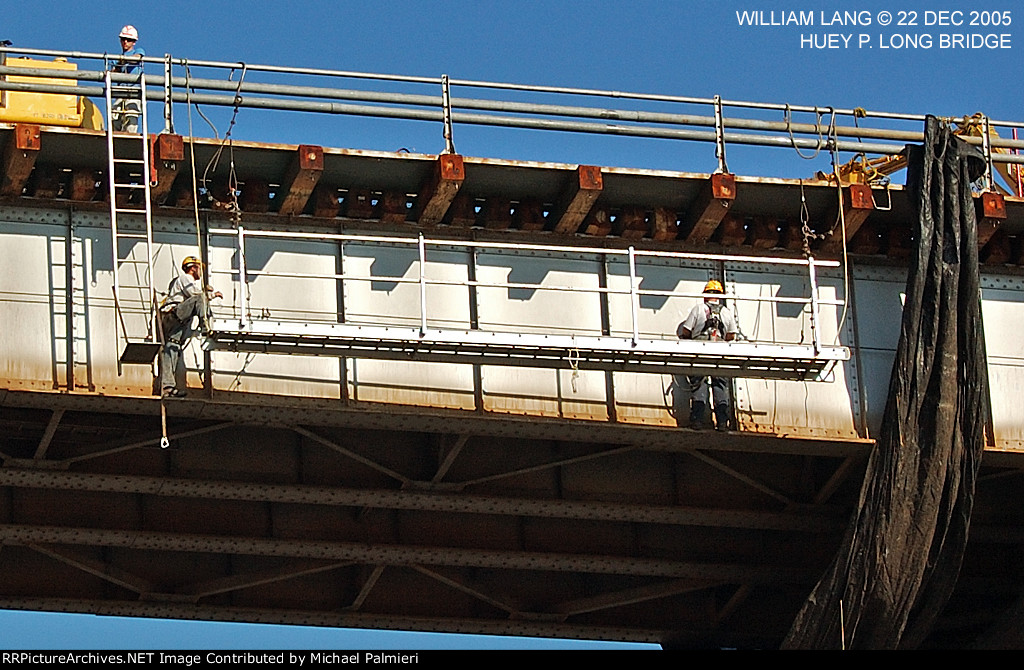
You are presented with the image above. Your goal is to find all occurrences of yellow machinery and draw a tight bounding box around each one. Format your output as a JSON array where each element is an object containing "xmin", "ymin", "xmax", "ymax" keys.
[
  {"xmin": 0, "ymin": 55, "xmax": 103, "ymax": 129},
  {"xmin": 819, "ymin": 113, "xmax": 1022, "ymax": 196}
]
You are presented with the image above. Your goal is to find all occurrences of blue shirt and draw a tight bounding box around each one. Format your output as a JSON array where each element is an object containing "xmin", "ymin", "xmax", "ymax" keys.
[{"xmin": 116, "ymin": 45, "xmax": 145, "ymax": 74}]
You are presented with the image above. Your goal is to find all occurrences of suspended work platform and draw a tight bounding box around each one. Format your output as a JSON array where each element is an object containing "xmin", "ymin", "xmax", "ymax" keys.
[
  {"xmin": 198, "ymin": 228, "xmax": 851, "ymax": 383},
  {"xmin": 204, "ymin": 320, "xmax": 849, "ymax": 381}
]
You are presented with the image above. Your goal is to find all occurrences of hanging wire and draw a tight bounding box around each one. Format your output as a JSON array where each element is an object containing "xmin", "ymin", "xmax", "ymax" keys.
[{"xmin": 786, "ymin": 105, "xmax": 836, "ymax": 160}]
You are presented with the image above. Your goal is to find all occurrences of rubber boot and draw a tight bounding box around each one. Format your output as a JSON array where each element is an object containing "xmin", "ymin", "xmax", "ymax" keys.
[
  {"xmin": 689, "ymin": 401, "xmax": 708, "ymax": 430},
  {"xmin": 714, "ymin": 404, "xmax": 731, "ymax": 432}
]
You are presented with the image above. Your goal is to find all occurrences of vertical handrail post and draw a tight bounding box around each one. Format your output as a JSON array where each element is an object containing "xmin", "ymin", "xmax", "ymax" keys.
[
  {"xmin": 418, "ymin": 233, "xmax": 427, "ymax": 336},
  {"xmin": 628, "ymin": 246, "xmax": 639, "ymax": 346},
  {"xmin": 807, "ymin": 256, "xmax": 822, "ymax": 355},
  {"xmin": 441, "ymin": 74, "xmax": 455, "ymax": 155},
  {"xmin": 237, "ymin": 225, "xmax": 248, "ymax": 329},
  {"xmin": 713, "ymin": 94, "xmax": 729, "ymax": 174},
  {"xmin": 163, "ymin": 53, "xmax": 174, "ymax": 134}
]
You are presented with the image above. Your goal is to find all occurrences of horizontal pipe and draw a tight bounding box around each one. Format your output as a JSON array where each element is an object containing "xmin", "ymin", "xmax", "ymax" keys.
[
  {"xmin": 6, "ymin": 65, "xmax": 1024, "ymax": 152},
  {"xmin": 208, "ymin": 228, "xmax": 842, "ymax": 267},
  {"xmin": 6, "ymin": 78, "xmax": 1024, "ymax": 165},
  {"xmin": 4, "ymin": 46, "xmax": 1024, "ymax": 129}
]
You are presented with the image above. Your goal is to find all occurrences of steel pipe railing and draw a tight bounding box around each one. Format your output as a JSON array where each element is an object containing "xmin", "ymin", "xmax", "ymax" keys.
[
  {"xmin": 3, "ymin": 46, "xmax": 1024, "ymax": 170},
  {"xmin": 208, "ymin": 228, "xmax": 842, "ymax": 346}
]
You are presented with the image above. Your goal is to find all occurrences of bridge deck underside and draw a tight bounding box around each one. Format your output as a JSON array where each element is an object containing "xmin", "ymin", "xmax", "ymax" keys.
[{"xmin": 0, "ymin": 390, "xmax": 1020, "ymax": 648}]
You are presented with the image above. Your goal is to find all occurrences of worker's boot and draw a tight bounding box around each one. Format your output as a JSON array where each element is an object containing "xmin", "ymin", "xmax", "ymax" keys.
[
  {"xmin": 689, "ymin": 402, "xmax": 708, "ymax": 430},
  {"xmin": 714, "ymin": 404, "xmax": 731, "ymax": 432}
]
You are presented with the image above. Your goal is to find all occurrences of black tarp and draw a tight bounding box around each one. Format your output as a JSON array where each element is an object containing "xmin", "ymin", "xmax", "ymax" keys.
[{"xmin": 782, "ymin": 117, "xmax": 990, "ymax": 649}]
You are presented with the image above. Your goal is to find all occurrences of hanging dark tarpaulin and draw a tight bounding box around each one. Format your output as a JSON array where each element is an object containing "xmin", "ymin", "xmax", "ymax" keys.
[{"xmin": 783, "ymin": 116, "xmax": 990, "ymax": 649}]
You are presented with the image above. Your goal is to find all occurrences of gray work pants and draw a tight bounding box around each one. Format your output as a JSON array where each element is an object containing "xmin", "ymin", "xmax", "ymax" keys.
[
  {"xmin": 159, "ymin": 294, "xmax": 206, "ymax": 392},
  {"xmin": 687, "ymin": 375, "xmax": 729, "ymax": 409},
  {"xmin": 113, "ymin": 99, "xmax": 141, "ymax": 133}
]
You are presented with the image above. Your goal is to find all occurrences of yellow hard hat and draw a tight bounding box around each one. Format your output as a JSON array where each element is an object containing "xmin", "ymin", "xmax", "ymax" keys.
[
  {"xmin": 703, "ymin": 279, "xmax": 724, "ymax": 294},
  {"xmin": 181, "ymin": 256, "xmax": 202, "ymax": 271}
]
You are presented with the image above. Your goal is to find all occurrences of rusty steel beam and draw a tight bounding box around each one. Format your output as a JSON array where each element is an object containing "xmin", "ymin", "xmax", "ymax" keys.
[
  {"xmin": 342, "ymin": 188, "xmax": 374, "ymax": 218},
  {"xmin": 749, "ymin": 216, "xmax": 780, "ymax": 249},
  {"xmin": 822, "ymin": 183, "xmax": 875, "ymax": 254},
  {"xmin": 378, "ymin": 191, "xmax": 408, "ymax": 224},
  {"xmin": 240, "ymin": 178, "xmax": 271, "ymax": 213},
  {"xmin": 348, "ymin": 565, "xmax": 385, "ymax": 611},
  {"xmin": 26, "ymin": 544, "xmax": 156, "ymax": 596},
  {"xmin": 0, "ymin": 469, "xmax": 842, "ymax": 532},
  {"xmin": 32, "ymin": 409, "xmax": 64, "ymax": 460},
  {"xmin": 446, "ymin": 191, "xmax": 477, "ymax": 227},
  {"xmin": 981, "ymin": 229, "xmax": 1013, "ymax": 265},
  {"xmin": 0, "ymin": 597, "xmax": 662, "ymax": 643},
  {"xmin": 849, "ymin": 220, "xmax": 882, "ymax": 255},
  {"xmin": 552, "ymin": 165, "xmax": 602, "ymax": 234},
  {"xmin": 977, "ymin": 191, "xmax": 1007, "ymax": 248},
  {"xmin": 651, "ymin": 207, "xmax": 678, "ymax": 241},
  {"xmin": 512, "ymin": 198, "xmax": 545, "ymax": 231},
  {"xmin": 614, "ymin": 206, "xmax": 648, "ymax": 240},
  {"xmin": 582, "ymin": 209, "xmax": 611, "ymax": 237},
  {"xmin": 180, "ymin": 560, "xmax": 352, "ymax": 599},
  {"xmin": 416, "ymin": 154, "xmax": 464, "ymax": 227},
  {"xmin": 0, "ymin": 523, "xmax": 813, "ymax": 581},
  {"xmin": 412, "ymin": 566, "xmax": 519, "ymax": 616},
  {"xmin": 712, "ymin": 213, "xmax": 746, "ymax": 246},
  {"xmin": 311, "ymin": 184, "xmax": 340, "ymax": 218},
  {"xmin": 549, "ymin": 578, "xmax": 720, "ymax": 617},
  {"xmin": 0, "ymin": 123, "xmax": 40, "ymax": 197},
  {"xmin": 69, "ymin": 169, "xmax": 98, "ymax": 202},
  {"xmin": 150, "ymin": 134, "xmax": 184, "ymax": 206},
  {"xmin": 276, "ymin": 145, "xmax": 324, "ymax": 216},
  {"xmin": 31, "ymin": 165, "xmax": 60, "ymax": 199},
  {"xmin": 688, "ymin": 450, "xmax": 794, "ymax": 506},
  {"xmin": 682, "ymin": 173, "xmax": 735, "ymax": 244}
]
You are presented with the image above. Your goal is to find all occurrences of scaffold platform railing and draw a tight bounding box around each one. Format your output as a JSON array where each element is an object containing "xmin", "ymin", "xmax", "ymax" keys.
[{"xmin": 201, "ymin": 229, "xmax": 850, "ymax": 381}]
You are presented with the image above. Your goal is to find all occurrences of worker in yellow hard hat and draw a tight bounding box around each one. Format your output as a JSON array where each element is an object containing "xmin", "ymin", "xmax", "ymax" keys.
[
  {"xmin": 158, "ymin": 255, "xmax": 222, "ymax": 398},
  {"xmin": 677, "ymin": 279, "xmax": 738, "ymax": 431},
  {"xmin": 111, "ymin": 24, "xmax": 145, "ymax": 132}
]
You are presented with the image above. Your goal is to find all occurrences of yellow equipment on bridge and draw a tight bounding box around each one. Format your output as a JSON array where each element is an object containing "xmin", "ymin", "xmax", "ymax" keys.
[{"xmin": 0, "ymin": 55, "xmax": 103, "ymax": 129}]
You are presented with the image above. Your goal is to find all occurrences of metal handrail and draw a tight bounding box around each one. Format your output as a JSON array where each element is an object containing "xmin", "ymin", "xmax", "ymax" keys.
[
  {"xmin": 207, "ymin": 228, "xmax": 843, "ymax": 349},
  {"xmin": 3, "ymin": 45, "xmax": 1024, "ymax": 168}
]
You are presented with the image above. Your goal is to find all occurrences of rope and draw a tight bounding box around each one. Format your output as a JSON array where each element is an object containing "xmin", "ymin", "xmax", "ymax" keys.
[
  {"xmin": 786, "ymin": 105, "xmax": 836, "ymax": 161},
  {"xmin": 568, "ymin": 345, "xmax": 580, "ymax": 393}
]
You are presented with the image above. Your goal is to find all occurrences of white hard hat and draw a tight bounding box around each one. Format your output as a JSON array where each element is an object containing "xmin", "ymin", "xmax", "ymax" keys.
[{"xmin": 119, "ymin": 25, "xmax": 139, "ymax": 41}]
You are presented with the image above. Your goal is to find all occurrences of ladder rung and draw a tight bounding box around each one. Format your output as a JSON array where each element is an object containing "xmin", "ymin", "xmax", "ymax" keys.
[
  {"xmin": 113, "ymin": 183, "xmax": 148, "ymax": 189},
  {"xmin": 113, "ymin": 158, "xmax": 147, "ymax": 164},
  {"xmin": 113, "ymin": 207, "xmax": 148, "ymax": 214},
  {"xmin": 116, "ymin": 234, "xmax": 150, "ymax": 241}
]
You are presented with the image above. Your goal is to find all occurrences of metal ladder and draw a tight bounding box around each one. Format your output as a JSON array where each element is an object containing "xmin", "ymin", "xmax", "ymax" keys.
[{"xmin": 104, "ymin": 67, "xmax": 160, "ymax": 370}]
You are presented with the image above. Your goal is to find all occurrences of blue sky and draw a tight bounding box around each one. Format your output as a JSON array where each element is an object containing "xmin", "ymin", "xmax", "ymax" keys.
[{"xmin": 1, "ymin": 0, "xmax": 1019, "ymax": 650}]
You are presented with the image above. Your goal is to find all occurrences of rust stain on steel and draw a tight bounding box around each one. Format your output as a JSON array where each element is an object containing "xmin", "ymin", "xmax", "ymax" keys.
[
  {"xmin": 379, "ymin": 191, "xmax": 408, "ymax": 224},
  {"xmin": 651, "ymin": 207, "xmax": 679, "ymax": 241},
  {"xmin": 1, "ymin": 124, "xmax": 41, "ymax": 196},
  {"xmin": 977, "ymin": 191, "xmax": 1007, "ymax": 247},
  {"xmin": 417, "ymin": 154, "xmax": 464, "ymax": 227},
  {"xmin": 553, "ymin": 165, "xmax": 603, "ymax": 234},
  {"xmin": 822, "ymin": 183, "xmax": 875, "ymax": 254},
  {"xmin": 682, "ymin": 173, "xmax": 735, "ymax": 245},
  {"xmin": 150, "ymin": 134, "xmax": 185, "ymax": 205},
  {"xmin": 277, "ymin": 144, "xmax": 325, "ymax": 216}
]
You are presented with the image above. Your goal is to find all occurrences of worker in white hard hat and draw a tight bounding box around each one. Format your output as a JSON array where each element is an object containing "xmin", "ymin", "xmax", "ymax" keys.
[
  {"xmin": 111, "ymin": 25, "xmax": 146, "ymax": 132},
  {"xmin": 677, "ymin": 279, "xmax": 738, "ymax": 431},
  {"xmin": 159, "ymin": 256, "xmax": 222, "ymax": 398}
]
